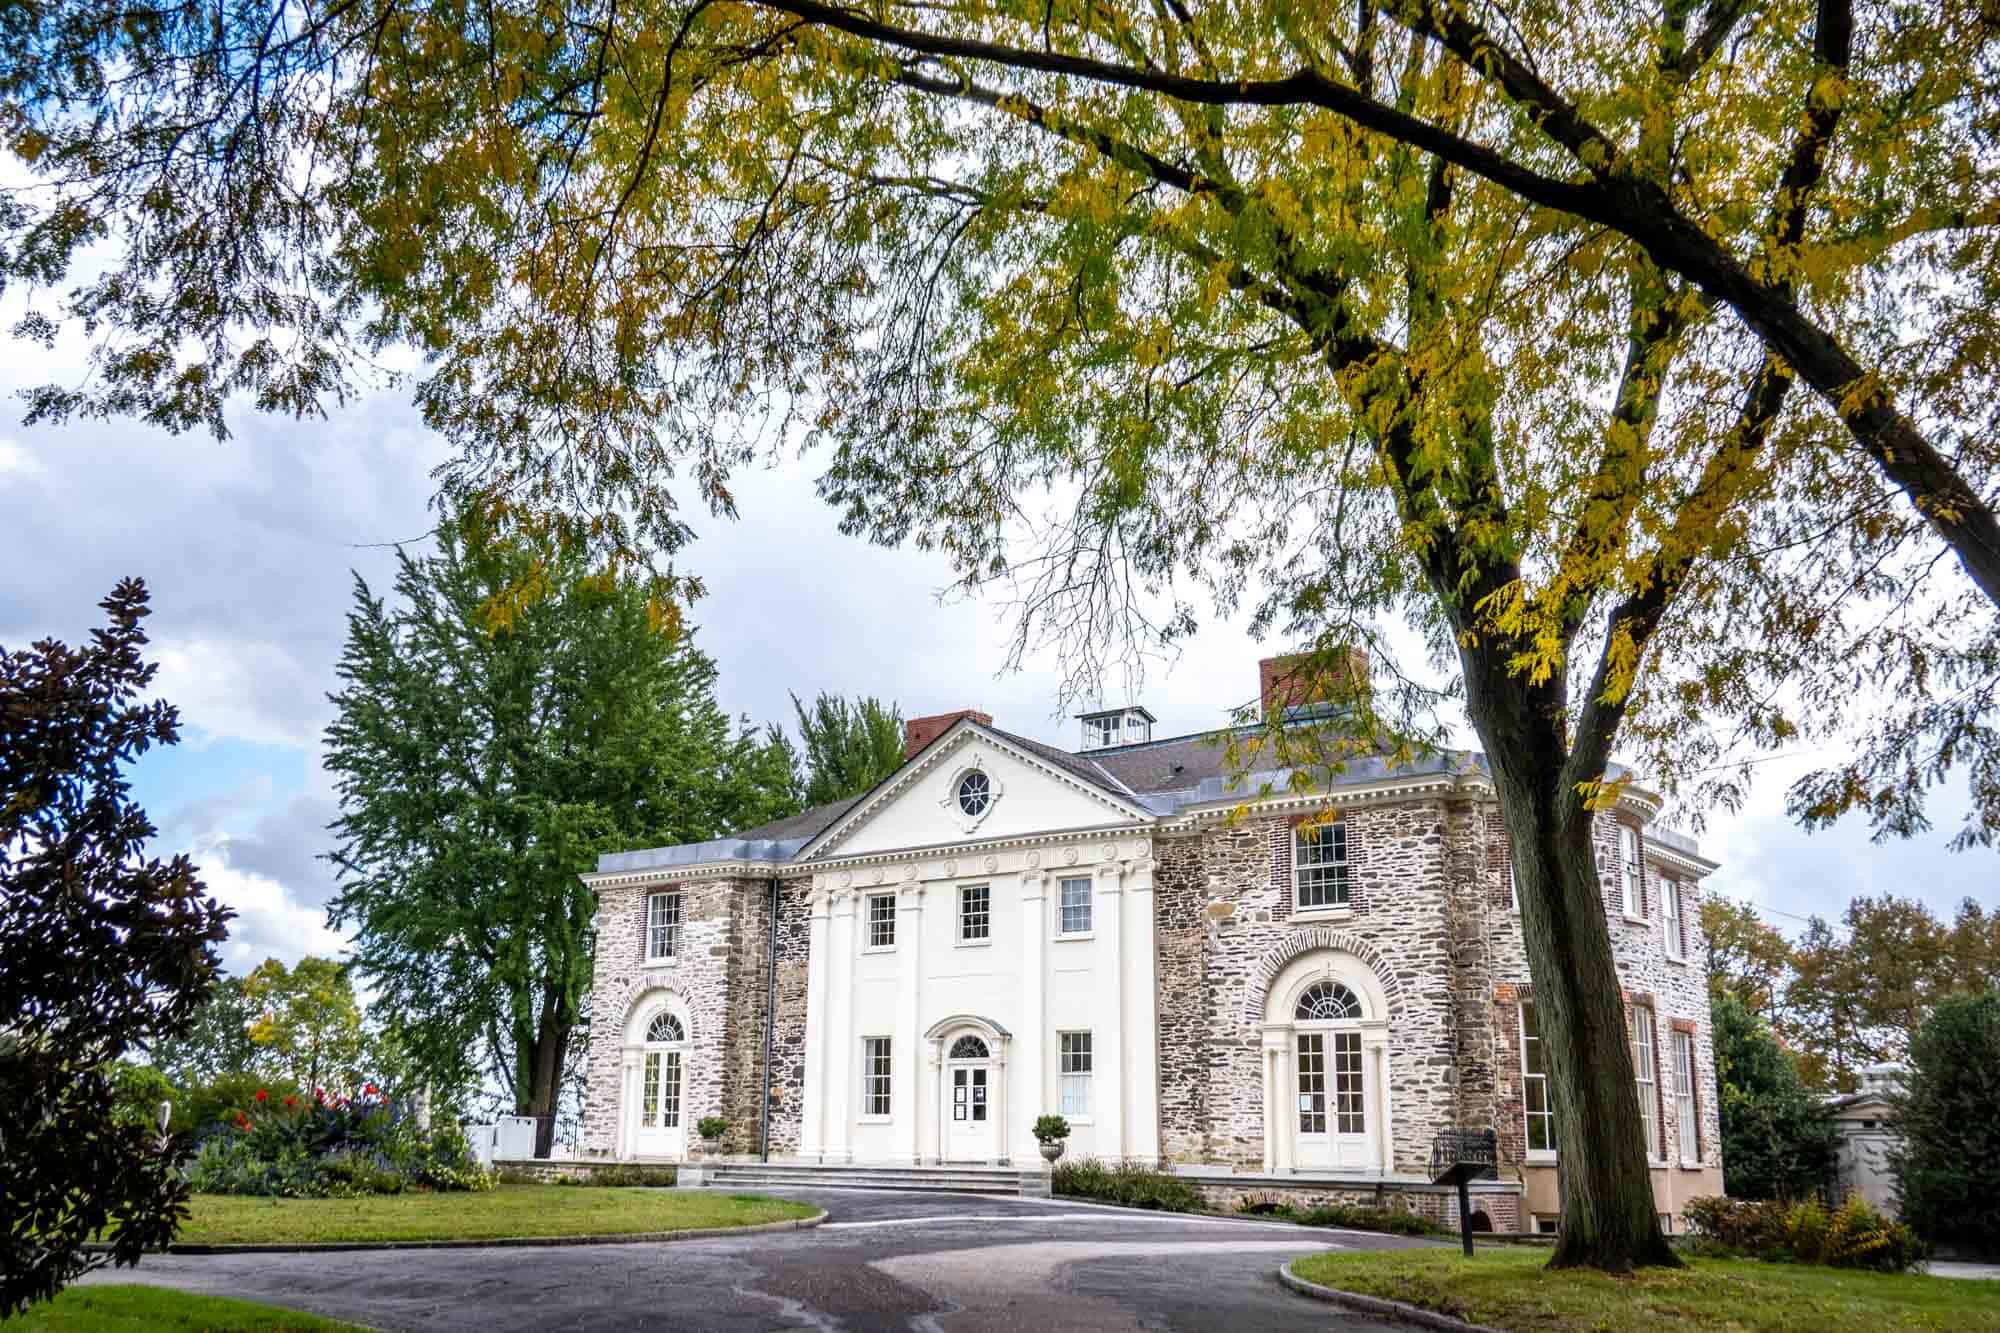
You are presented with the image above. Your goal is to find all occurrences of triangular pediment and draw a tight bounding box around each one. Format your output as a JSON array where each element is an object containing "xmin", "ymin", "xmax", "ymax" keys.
[{"xmin": 798, "ymin": 721, "xmax": 1151, "ymax": 861}]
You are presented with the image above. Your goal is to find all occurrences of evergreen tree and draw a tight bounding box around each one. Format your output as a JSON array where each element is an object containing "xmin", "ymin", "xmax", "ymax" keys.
[
  {"xmin": 1713, "ymin": 996, "xmax": 1839, "ymax": 1202},
  {"xmin": 792, "ymin": 693, "xmax": 906, "ymax": 807},
  {"xmin": 1892, "ymin": 991, "xmax": 2000, "ymax": 1255},
  {"xmin": 324, "ymin": 517, "xmax": 794, "ymax": 1154}
]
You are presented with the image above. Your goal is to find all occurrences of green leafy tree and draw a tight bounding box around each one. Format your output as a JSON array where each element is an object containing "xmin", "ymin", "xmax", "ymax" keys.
[
  {"xmin": 1891, "ymin": 990, "xmax": 2000, "ymax": 1256},
  {"xmin": 241, "ymin": 956, "xmax": 371, "ymax": 1095},
  {"xmin": 1784, "ymin": 917, "xmax": 1873, "ymax": 1093},
  {"xmin": 792, "ymin": 693, "xmax": 906, "ymax": 807},
  {"xmin": 1713, "ymin": 996, "xmax": 1839, "ymax": 1203},
  {"xmin": 17, "ymin": 0, "xmax": 2000, "ymax": 1271},
  {"xmin": 147, "ymin": 976, "xmax": 261, "ymax": 1088},
  {"xmin": 325, "ymin": 516, "xmax": 794, "ymax": 1155},
  {"xmin": 1701, "ymin": 898, "xmax": 1794, "ymax": 1025},
  {"xmin": 0, "ymin": 580, "xmax": 234, "ymax": 1313}
]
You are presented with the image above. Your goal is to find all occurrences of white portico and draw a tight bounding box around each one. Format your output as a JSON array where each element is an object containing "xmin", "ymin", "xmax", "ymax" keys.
[{"xmin": 795, "ymin": 723, "xmax": 1162, "ymax": 1167}]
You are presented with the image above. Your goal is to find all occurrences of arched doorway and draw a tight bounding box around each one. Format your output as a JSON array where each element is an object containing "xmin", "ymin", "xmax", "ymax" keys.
[
  {"xmin": 1260, "ymin": 950, "xmax": 1391, "ymax": 1174},
  {"xmin": 923, "ymin": 1015, "xmax": 1011, "ymax": 1165},
  {"xmin": 625, "ymin": 994, "xmax": 689, "ymax": 1159}
]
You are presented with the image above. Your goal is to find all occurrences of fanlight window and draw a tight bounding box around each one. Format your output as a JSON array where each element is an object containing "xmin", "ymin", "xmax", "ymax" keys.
[
  {"xmin": 948, "ymin": 1035, "xmax": 990, "ymax": 1060},
  {"xmin": 645, "ymin": 1012, "xmax": 686, "ymax": 1044},
  {"xmin": 956, "ymin": 770, "xmax": 992, "ymax": 817},
  {"xmin": 1295, "ymin": 981, "xmax": 1362, "ymax": 1022}
]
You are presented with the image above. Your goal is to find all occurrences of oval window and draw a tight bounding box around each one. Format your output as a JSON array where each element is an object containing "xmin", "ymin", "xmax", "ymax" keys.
[{"xmin": 956, "ymin": 770, "xmax": 992, "ymax": 817}]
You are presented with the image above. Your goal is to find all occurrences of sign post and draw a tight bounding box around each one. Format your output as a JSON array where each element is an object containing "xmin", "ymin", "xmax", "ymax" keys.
[{"xmin": 1429, "ymin": 1128, "xmax": 1499, "ymax": 1258}]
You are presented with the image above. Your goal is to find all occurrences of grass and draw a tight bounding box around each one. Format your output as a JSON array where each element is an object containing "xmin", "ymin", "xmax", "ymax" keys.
[
  {"xmin": 177, "ymin": 1184, "xmax": 818, "ymax": 1245},
  {"xmin": 19, "ymin": 1285, "xmax": 364, "ymax": 1331},
  {"xmin": 1288, "ymin": 1245, "xmax": 2000, "ymax": 1331}
]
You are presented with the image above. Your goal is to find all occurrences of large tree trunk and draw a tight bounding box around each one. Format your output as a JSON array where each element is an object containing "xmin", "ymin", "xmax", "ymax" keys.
[
  {"xmin": 520, "ymin": 986, "xmax": 570, "ymax": 1160},
  {"xmin": 1464, "ymin": 655, "xmax": 1680, "ymax": 1270}
]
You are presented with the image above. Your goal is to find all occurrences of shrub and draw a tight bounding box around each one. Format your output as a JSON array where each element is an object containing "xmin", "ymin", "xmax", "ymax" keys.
[
  {"xmin": 183, "ymin": 1084, "xmax": 491, "ymax": 1197},
  {"xmin": 1712, "ymin": 997, "xmax": 1839, "ymax": 1201},
  {"xmin": 695, "ymin": 1116, "xmax": 730, "ymax": 1142},
  {"xmin": 1050, "ymin": 1159, "xmax": 1205, "ymax": 1213},
  {"xmin": 1297, "ymin": 1203, "xmax": 1447, "ymax": 1237},
  {"xmin": 1682, "ymin": 1195, "xmax": 1927, "ymax": 1272},
  {"xmin": 1893, "ymin": 990, "xmax": 2000, "ymax": 1256},
  {"xmin": 1032, "ymin": 1115, "xmax": 1070, "ymax": 1144}
]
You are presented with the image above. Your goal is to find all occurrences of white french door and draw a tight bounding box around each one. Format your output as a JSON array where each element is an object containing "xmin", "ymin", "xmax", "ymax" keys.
[
  {"xmin": 634, "ymin": 1047, "xmax": 686, "ymax": 1158},
  {"xmin": 1294, "ymin": 1030, "xmax": 1374, "ymax": 1170},
  {"xmin": 945, "ymin": 1062, "xmax": 995, "ymax": 1161}
]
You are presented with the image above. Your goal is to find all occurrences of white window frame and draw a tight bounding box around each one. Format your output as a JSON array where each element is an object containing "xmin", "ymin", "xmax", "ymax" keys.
[
  {"xmin": 644, "ymin": 890, "xmax": 681, "ymax": 962},
  {"xmin": 1662, "ymin": 877, "xmax": 1685, "ymax": 961},
  {"xmin": 1057, "ymin": 876, "xmax": 1093, "ymax": 937},
  {"xmin": 1059, "ymin": 1031, "xmax": 1093, "ymax": 1119},
  {"xmin": 1672, "ymin": 1029, "xmax": 1701, "ymax": 1166},
  {"xmin": 1521, "ymin": 999, "xmax": 1556, "ymax": 1161},
  {"xmin": 866, "ymin": 893, "xmax": 897, "ymax": 950},
  {"xmin": 1507, "ymin": 852, "xmax": 1519, "ymax": 913},
  {"xmin": 1630, "ymin": 1003, "xmax": 1663, "ymax": 1161},
  {"xmin": 1619, "ymin": 825, "xmax": 1645, "ymax": 921},
  {"xmin": 1087, "ymin": 715, "xmax": 1119, "ymax": 748},
  {"xmin": 1293, "ymin": 821, "xmax": 1351, "ymax": 912},
  {"xmin": 958, "ymin": 883, "xmax": 991, "ymax": 945},
  {"xmin": 861, "ymin": 1036, "xmax": 892, "ymax": 1118}
]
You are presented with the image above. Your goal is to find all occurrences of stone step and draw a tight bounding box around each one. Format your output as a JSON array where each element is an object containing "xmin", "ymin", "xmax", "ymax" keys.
[{"xmin": 700, "ymin": 1163, "xmax": 1043, "ymax": 1196}]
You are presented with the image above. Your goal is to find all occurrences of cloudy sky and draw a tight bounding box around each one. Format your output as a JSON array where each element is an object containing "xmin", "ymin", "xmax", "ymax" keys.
[{"xmin": 3, "ymin": 325, "xmax": 1993, "ymax": 975}]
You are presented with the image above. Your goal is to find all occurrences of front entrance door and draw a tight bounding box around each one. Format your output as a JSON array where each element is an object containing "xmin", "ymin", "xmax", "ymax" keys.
[
  {"xmin": 633, "ymin": 1011, "xmax": 687, "ymax": 1158},
  {"xmin": 1294, "ymin": 1029, "xmax": 1372, "ymax": 1171},
  {"xmin": 946, "ymin": 1062, "xmax": 993, "ymax": 1160}
]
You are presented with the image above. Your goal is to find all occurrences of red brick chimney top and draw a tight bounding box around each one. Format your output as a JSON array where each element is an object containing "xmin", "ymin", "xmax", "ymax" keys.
[
  {"xmin": 1259, "ymin": 650, "xmax": 1369, "ymax": 716},
  {"xmin": 903, "ymin": 709, "xmax": 993, "ymax": 759}
]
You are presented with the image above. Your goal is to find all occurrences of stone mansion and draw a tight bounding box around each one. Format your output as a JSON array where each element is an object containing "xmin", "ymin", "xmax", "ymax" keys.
[{"xmin": 580, "ymin": 655, "xmax": 1724, "ymax": 1231}]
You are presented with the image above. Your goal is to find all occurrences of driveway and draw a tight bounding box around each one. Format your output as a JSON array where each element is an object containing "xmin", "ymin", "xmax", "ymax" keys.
[{"xmin": 88, "ymin": 1188, "xmax": 1432, "ymax": 1330}]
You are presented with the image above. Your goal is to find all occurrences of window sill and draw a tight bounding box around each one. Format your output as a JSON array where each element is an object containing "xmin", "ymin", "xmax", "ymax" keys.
[
  {"xmin": 1526, "ymin": 1151, "xmax": 1558, "ymax": 1165},
  {"xmin": 857, "ymin": 1115, "xmax": 893, "ymax": 1125},
  {"xmin": 1663, "ymin": 953, "xmax": 1688, "ymax": 966},
  {"xmin": 862, "ymin": 944, "xmax": 898, "ymax": 955},
  {"xmin": 1054, "ymin": 931, "xmax": 1095, "ymax": 942},
  {"xmin": 639, "ymin": 957, "xmax": 677, "ymax": 968},
  {"xmin": 1291, "ymin": 906, "xmax": 1355, "ymax": 924},
  {"xmin": 1676, "ymin": 1159, "xmax": 1705, "ymax": 1172},
  {"xmin": 1621, "ymin": 913, "xmax": 1650, "ymax": 926},
  {"xmin": 1060, "ymin": 1115, "xmax": 1094, "ymax": 1126},
  {"xmin": 956, "ymin": 938, "xmax": 992, "ymax": 948}
]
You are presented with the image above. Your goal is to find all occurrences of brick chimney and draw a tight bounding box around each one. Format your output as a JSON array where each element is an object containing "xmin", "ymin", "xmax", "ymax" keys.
[
  {"xmin": 904, "ymin": 709, "xmax": 993, "ymax": 759},
  {"xmin": 1259, "ymin": 649, "xmax": 1369, "ymax": 716}
]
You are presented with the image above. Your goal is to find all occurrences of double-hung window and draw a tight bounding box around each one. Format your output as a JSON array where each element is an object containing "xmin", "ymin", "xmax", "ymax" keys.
[
  {"xmin": 867, "ymin": 893, "xmax": 897, "ymax": 949},
  {"xmin": 1619, "ymin": 826, "xmax": 1644, "ymax": 919},
  {"xmin": 1630, "ymin": 1003, "xmax": 1662, "ymax": 1159},
  {"xmin": 1058, "ymin": 877, "xmax": 1092, "ymax": 936},
  {"xmin": 1294, "ymin": 821, "xmax": 1350, "ymax": 910},
  {"xmin": 862, "ymin": 1037, "xmax": 892, "ymax": 1116},
  {"xmin": 1521, "ymin": 1000, "xmax": 1555, "ymax": 1156},
  {"xmin": 1059, "ymin": 1031, "xmax": 1093, "ymax": 1116},
  {"xmin": 1662, "ymin": 878, "xmax": 1685, "ymax": 961},
  {"xmin": 959, "ymin": 883, "xmax": 990, "ymax": 943},
  {"xmin": 645, "ymin": 890, "xmax": 681, "ymax": 962},
  {"xmin": 1672, "ymin": 1030, "xmax": 1700, "ymax": 1164}
]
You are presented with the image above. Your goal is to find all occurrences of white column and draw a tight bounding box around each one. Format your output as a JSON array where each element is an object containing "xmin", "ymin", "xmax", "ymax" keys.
[
  {"xmin": 619, "ymin": 1051, "xmax": 641, "ymax": 1161},
  {"xmin": 1096, "ymin": 860, "xmax": 1126, "ymax": 1159},
  {"xmin": 994, "ymin": 1034, "xmax": 1011, "ymax": 1165},
  {"xmin": 1370, "ymin": 1035, "xmax": 1394, "ymax": 1175},
  {"xmin": 1275, "ymin": 1032, "xmax": 1296, "ymax": 1174},
  {"xmin": 1260, "ymin": 1029, "xmax": 1286, "ymax": 1174},
  {"xmin": 801, "ymin": 885, "xmax": 830, "ymax": 1162},
  {"xmin": 925, "ymin": 1037, "xmax": 945, "ymax": 1164},
  {"xmin": 1126, "ymin": 851, "xmax": 1159, "ymax": 1164},
  {"xmin": 825, "ymin": 888, "xmax": 857, "ymax": 1164},
  {"xmin": 897, "ymin": 878, "xmax": 925, "ymax": 1166},
  {"xmin": 1015, "ymin": 870, "xmax": 1047, "ymax": 1165}
]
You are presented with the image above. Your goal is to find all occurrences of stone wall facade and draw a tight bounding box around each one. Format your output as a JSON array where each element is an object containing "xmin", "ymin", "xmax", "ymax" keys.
[{"xmin": 584, "ymin": 786, "xmax": 1720, "ymax": 1224}]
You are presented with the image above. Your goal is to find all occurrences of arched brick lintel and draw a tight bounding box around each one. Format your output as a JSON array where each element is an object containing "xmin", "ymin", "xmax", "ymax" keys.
[{"xmin": 1248, "ymin": 927, "xmax": 1406, "ymax": 1024}]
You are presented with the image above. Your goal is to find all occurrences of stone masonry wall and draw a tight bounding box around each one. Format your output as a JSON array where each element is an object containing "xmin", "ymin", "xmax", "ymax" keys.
[
  {"xmin": 764, "ymin": 876, "xmax": 812, "ymax": 1155},
  {"xmin": 1159, "ymin": 799, "xmax": 1462, "ymax": 1173}
]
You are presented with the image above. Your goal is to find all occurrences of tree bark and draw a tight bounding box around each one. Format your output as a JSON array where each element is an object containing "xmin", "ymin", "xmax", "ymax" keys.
[
  {"xmin": 521, "ymin": 985, "xmax": 571, "ymax": 1160},
  {"xmin": 1461, "ymin": 648, "xmax": 1680, "ymax": 1270}
]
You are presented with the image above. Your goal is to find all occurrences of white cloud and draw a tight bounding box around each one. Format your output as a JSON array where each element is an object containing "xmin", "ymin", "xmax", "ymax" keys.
[
  {"xmin": 0, "ymin": 437, "xmax": 43, "ymax": 480},
  {"xmin": 152, "ymin": 637, "xmax": 328, "ymax": 750},
  {"xmin": 191, "ymin": 838, "xmax": 352, "ymax": 972}
]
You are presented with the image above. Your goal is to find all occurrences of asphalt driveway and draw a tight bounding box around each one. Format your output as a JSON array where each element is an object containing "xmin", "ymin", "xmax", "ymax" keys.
[{"xmin": 87, "ymin": 1188, "xmax": 1434, "ymax": 1330}]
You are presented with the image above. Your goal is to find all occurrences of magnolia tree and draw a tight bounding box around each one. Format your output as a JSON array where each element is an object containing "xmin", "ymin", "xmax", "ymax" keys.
[{"xmin": 7, "ymin": 0, "xmax": 2000, "ymax": 1269}]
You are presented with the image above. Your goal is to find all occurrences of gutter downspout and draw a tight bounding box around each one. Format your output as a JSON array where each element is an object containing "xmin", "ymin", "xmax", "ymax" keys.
[{"xmin": 761, "ymin": 875, "xmax": 778, "ymax": 1163}]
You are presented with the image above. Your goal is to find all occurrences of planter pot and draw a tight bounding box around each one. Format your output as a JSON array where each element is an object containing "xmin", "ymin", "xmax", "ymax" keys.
[{"xmin": 1040, "ymin": 1141, "xmax": 1065, "ymax": 1163}]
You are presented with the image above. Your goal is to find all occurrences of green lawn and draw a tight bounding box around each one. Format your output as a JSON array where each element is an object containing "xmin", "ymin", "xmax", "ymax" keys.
[
  {"xmin": 177, "ymin": 1184, "xmax": 818, "ymax": 1245},
  {"xmin": 20, "ymin": 1286, "xmax": 363, "ymax": 1332},
  {"xmin": 1288, "ymin": 1245, "xmax": 2000, "ymax": 1332}
]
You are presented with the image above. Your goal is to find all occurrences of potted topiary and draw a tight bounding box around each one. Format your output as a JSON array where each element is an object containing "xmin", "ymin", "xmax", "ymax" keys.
[
  {"xmin": 1033, "ymin": 1114, "xmax": 1070, "ymax": 1163},
  {"xmin": 695, "ymin": 1116, "xmax": 730, "ymax": 1154}
]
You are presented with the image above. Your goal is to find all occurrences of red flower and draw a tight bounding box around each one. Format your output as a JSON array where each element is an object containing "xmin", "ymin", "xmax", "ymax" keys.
[
  {"xmin": 364, "ymin": 1084, "xmax": 378, "ymax": 1096},
  {"xmin": 234, "ymin": 1112, "xmax": 251, "ymax": 1130},
  {"xmin": 283, "ymin": 1095, "xmax": 298, "ymax": 1109},
  {"xmin": 254, "ymin": 1088, "xmax": 268, "ymax": 1103}
]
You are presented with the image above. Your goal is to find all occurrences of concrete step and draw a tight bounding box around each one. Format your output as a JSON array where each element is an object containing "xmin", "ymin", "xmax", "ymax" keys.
[{"xmin": 699, "ymin": 1162, "xmax": 1044, "ymax": 1197}]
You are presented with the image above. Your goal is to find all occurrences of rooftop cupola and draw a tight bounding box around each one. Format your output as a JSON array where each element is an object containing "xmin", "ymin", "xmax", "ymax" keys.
[{"xmin": 1078, "ymin": 705, "xmax": 1155, "ymax": 751}]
